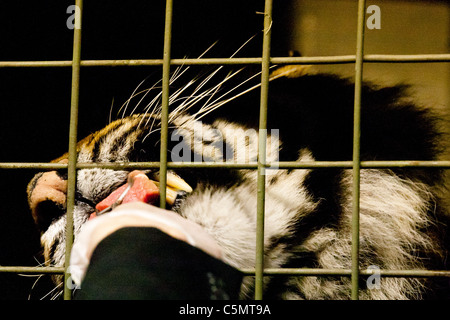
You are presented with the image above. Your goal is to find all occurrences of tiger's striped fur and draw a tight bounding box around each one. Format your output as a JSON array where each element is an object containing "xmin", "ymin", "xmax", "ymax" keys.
[{"xmin": 27, "ymin": 67, "xmax": 449, "ymax": 299}]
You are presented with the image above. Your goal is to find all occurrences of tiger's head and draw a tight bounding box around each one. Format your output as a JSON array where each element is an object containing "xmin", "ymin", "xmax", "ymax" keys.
[
  {"xmin": 26, "ymin": 114, "xmax": 194, "ymax": 267},
  {"xmin": 26, "ymin": 107, "xmax": 281, "ymax": 288},
  {"xmin": 26, "ymin": 67, "xmax": 287, "ymax": 281}
]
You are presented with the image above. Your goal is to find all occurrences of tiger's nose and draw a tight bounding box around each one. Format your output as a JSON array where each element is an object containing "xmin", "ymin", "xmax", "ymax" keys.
[{"xmin": 27, "ymin": 171, "xmax": 67, "ymax": 231}]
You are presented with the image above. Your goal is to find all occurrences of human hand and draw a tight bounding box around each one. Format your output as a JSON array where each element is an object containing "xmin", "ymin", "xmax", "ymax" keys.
[{"xmin": 69, "ymin": 202, "xmax": 223, "ymax": 286}]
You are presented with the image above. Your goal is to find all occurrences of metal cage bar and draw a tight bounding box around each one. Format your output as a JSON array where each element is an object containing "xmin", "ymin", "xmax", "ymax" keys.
[
  {"xmin": 350, "ymin": 0, "xmax": 366, "ymax": 300},
  {"xmin": 241, "ymin": 268, "xmax": 450, "ymax": 278},
  {"xmin": 1, "ymin": 54, "xmax": 450, "ymax": 68},
  {"xmin": 254, "ymin": 0, "xmax": 273, "ymax": 300},
  {"xmin": 1, "ymin": 160, "xmax": 450, "ymax": 171},
  {"xmin": 158, "ymin": 0, "xmax": 174, "ymax": 210},
  {"xmin": 63, "ymin": 0, "xmax": 83, "ymax": 301},
  {"xmin": 1, "ymin": 0, "xmax": 450, "ymax": 301}
]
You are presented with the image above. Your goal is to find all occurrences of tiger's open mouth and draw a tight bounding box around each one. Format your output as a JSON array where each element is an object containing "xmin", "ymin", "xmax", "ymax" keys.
[
  {"xmin": 89, "ymin": 170, "xmax": 193, "ymax": 220},
  {"xmin": 28, "ymin": 169, "xmax": 193, "ymax": 230}
]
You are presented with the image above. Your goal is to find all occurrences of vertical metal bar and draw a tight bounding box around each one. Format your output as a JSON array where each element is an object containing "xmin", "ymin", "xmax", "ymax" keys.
[
  {"xmin": 64, "ymin": 0, "xmax": 83, "ymax": 300},
  {"xmin": 255, "ymin": 0, "xmax": 273, "ymax": 300},
  {"xmin": 351, "ymin": 0, "xmax": 366, "ymax": 300},
  {"xmin": 159, "ymin": 0, "xmax": 174, "ymax": 209}
]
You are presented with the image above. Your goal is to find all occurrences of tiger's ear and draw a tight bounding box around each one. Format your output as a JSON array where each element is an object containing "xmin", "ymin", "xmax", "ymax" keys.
[{"xmin": 27, "ymin": 170, "xmax": 67, "ymax": 231}]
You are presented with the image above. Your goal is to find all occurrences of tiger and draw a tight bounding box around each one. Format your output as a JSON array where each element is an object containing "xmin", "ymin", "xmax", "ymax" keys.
[{"xmin": 26, "ymin": 63, "xmax": 450, "ymax": 300}]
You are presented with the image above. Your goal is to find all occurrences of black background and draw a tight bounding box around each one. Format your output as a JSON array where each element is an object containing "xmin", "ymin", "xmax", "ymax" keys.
[{"xmin": 0, "ymin": 0, "xmax": 294, "ymax": 299}]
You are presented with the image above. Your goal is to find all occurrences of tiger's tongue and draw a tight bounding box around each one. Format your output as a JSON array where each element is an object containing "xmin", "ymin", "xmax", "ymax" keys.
[{"xmin": 89, "ymin": 172, "xmax": 159, "ymax": 220}]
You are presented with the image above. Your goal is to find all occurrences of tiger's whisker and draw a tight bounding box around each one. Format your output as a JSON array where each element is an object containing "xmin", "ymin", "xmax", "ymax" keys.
[
  {"xmin": 28, "ymin": 274, "xmax": 44, "ymax": 300},
  {"xmin": 192, "ymin": 65, "xmax": 289, "ymax": 122},
  {"xmin": 108, "ymin": 97, "xmax": 115, "ymax": 124},
  {"xmin": 118, "ymin": 76, "xmax": 151, "ymax": 119},
  {"xmin": 40, "ymin": 282, "xmax": 63, "ymax": 300}
]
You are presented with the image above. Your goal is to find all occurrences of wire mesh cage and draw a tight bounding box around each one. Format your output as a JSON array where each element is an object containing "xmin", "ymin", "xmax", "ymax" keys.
[{"xmin": 0, "ymin": 0, "xmax": 450, "ymax": 300}]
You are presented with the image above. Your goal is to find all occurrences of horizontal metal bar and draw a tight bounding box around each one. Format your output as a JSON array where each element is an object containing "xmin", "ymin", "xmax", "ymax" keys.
[
  {"xmin": 0, "ymin": 161, "xmax": 449, "ymax": 170},
  {"xmin": 0, "ymin": 163, "xmax": 68, "ymax": 170},
  {"xmin": 272, "ymin": 54, "xmax": 450, "ymax": 65},
  {"xmin": 0, "ymin": 58, "xmax": 258, "ymax": 68},
  {"xmin": 0, "ymin": 61, "xmax": 74, "ymax": 67},
  {"xmin": 361, "ymin": 160, "xmax": 450, "ymax": 168},
  {"xmin": 1, "ymin": 54, "xmax": 450, "ymax": 68},
  {"xmin": 2, "ymin": 265, "xmax": 448, "ymax": 278},
  {"xmin": 0, "ymin": 266, "xmax": 65, "ymax": 274},
  {"xmin": 0, "ymin": 162, "xmax": 255, "ymax": 170},
  {"xmin": 274, "ymin": 160, "xmax": 450, "ymax": 169},
  {"xmin": 364, "ymin": 54, "xmax": 450, "ymax": 63},
  {"xmin": 240, "ymin": 268, "xmax": 450, "ymax": 278},
  {"xmin": 1, "ymin": 160, "xmax": 449, "ymax": 170}
]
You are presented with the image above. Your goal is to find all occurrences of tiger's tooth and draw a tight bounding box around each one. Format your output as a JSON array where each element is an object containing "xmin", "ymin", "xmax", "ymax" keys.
[
  {"xmin": 156, "ymin": 172, "xmax": 193, "ymax": 193},
  {"xmin": 165, "ymin": 186, "xmax": 178, "ymax": 205},
  {"xmin": 152, "ymin": 181, "xmax": 182, "ymax": 206}
]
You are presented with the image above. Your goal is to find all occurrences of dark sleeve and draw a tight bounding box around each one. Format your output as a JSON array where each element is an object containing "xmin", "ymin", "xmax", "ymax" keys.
[{"xmin": 74, "ymin": 227, "xmax": 243, "ymax": 300}]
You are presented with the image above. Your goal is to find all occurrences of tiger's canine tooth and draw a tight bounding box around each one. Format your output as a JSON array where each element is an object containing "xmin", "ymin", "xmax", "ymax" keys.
[
  {"xmin": 153, "ymin": 181, "xmax": 180, "ymax": 205},
  {"xmin": 165, "ymin": 186, "xmax": 179, "ymax": 205},
  {"xmin": 155, "ymin": 172, "xmax": 193, "ymax": 193}
]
